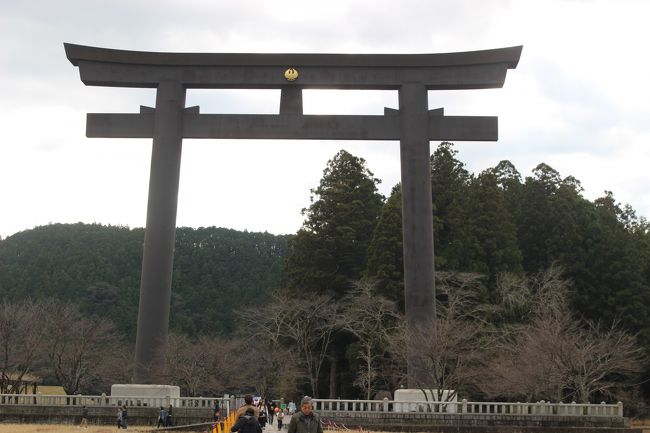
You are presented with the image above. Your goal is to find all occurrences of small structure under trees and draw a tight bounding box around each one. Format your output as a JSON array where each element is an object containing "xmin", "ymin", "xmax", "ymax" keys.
[{"xmin": 0, "ymin": 373, "xmax": 40, "ymax": 395}]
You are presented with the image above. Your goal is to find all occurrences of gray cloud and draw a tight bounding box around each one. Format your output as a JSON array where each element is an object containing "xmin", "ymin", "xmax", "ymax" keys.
[{"xmin": 1, "ymin": 0, "xmax": 649, "ymax": 238}]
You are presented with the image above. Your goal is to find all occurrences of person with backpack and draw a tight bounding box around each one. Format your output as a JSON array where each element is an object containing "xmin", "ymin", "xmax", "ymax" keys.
[{"xmin": 231, "ymin": 407, "xmax": 262, "ymax": 433}]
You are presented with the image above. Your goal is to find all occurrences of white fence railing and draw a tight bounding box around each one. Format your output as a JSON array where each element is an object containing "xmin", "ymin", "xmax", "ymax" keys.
[
  {"xmin": 0, "ymin": 394, "xmax": 622, "ymax": 418},
  {"xmin": 0, "ymin": 393, "xmax": 229, "ymax": 413},
  {"xmin": 313, "ymin": 398, "xmax": 623, "ymax": 417}
]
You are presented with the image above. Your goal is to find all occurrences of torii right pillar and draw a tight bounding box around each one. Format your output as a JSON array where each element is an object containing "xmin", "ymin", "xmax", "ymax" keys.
[{"xmin": 399, "ymin": 82, "xmax": 436, "ymax": 388}]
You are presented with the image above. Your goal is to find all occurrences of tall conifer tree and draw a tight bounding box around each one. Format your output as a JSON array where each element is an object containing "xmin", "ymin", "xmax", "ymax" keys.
[
  {"xmin": 365, "ymin": 184, "xmax": 404, "ymax": 309},
  {"xmin": 430, "ymin": 142, "xmax": 473, "ymax": 270},
  {"xmin": 285, "ymin": 149, "xmax": 384, "ymax": 298},
  {"xmin": 284, "ymin": 149, "xmax": 383, "ymax": 398}
]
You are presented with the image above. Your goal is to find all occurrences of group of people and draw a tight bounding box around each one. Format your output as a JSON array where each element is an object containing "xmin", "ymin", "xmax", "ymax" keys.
[
  {"xmin": 231, "ymin": 395, "xmax": 322, "ymax": 433},
  {"xmin": 156, "ymin": 404, "xmax": 175, "ymax": 427},
  {"xmin": 79, "ymin": 404, "xmax": 128, "ymax": 429},
  {"xmin": 77, "ymin": 394, "xmax": 320, "ymax": 432},
  {"xmin": 116, "ymin": 405, "xmax": 129, "ymax": 429}
]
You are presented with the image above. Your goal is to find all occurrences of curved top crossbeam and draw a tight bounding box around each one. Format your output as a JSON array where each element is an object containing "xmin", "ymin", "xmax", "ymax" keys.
[
  {"xmin": 64, "ymin": 43, "xmax": 522, "ymax": 89},
  {"xmin": 65, "ymin": 43, "xmax": 522, "ymax": 68}
]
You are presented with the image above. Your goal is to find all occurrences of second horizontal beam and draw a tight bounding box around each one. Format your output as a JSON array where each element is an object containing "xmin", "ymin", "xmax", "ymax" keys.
[{"xmin": 86, "ymin": 113, "xmax": 497, "ymax": 141}]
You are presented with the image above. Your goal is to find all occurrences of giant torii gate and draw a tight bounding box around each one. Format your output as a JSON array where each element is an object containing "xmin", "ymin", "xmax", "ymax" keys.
[{"xmin": 65, "ymin": 43, "xmax": 521, "ymax": 385}]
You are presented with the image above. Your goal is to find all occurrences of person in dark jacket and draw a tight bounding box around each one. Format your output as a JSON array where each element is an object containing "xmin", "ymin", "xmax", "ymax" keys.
[
  {"xmin": 266, "ymin": 400, "xmax": 274, "ymax": 424},
  {"xmin": 213, "ymin": 400, "xmax": 221, "ymax": 422},
  {"xmin": 80, "ymin": 405, "xmax": 89, "ymax": 428},
  {"xmin": 259, "ymin": 409, "xmax": 268, "ymax": 429},
  {"xmin": 287, "ymin": 396, "xmax": 322, "ymax": 433},
  {"xmin": 231, "ymin": 407, "xmax": 262, "ymax": 433},
  {"xmin": 166, "ymin": 404, "xmax": 174, "ymax": 426},
  {"xmin": 121, "ymin": 406, "xmax": 128, "ymax": 429}
]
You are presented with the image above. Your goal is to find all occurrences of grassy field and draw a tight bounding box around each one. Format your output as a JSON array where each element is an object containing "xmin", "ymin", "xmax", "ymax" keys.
[{"xmin": 0, "ymin": 425, "xmax": 153, "ymax": 433}]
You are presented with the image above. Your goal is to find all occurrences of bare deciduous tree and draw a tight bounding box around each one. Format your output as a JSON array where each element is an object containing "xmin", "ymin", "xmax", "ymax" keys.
[
  {"xmin": 238, "ymin": 291, "xmax": 336, "ymax": 398},
  {"xmin": 163, "ymin": 333, "xmax": 239, "ymax": 396},
  {"xmin": 0, "ymin": 299, "xmax": 46, "ymax": 393},
  {"xmin": 479, "ymin": 313, "xmax": 572, "ymax": 401},
  {"xmin": 236, "ymin": 297, "xmax": 302, "ymax": 397},
  {"xmin": 163, "ymin": 333, "xmax": 212, "ymax": 397},
  {"xmin": 388, "ymin": 273, "xmax": 487, "ymax": 402},
  {"xmin": 562, "ymin": 319, "xmax": 646, "ymax": 402},
  {"xmin": 237, "ymin": 341, "xmax": 299, "ymax": 398},
  {"xmin": 41, "ymin": 300, "xmax": 120, "ymax": 395},
  {"xmin": 478, "ymin": 266, "xmax": 646, "ymax": 402},
  {"xmin": 337, "ymin": 280, "xmax": 399, "ymax": 399}
]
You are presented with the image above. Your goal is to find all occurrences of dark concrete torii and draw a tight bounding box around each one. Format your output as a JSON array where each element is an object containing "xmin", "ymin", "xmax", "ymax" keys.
[{"xmin": 65, "ymin": 43, "xmax": 521, "ymax": 385}]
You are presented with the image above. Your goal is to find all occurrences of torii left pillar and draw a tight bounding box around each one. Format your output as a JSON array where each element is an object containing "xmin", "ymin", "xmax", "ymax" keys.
[{"xmin": 134, "ymin": 81, "xmax": 186, "ymax": 382}]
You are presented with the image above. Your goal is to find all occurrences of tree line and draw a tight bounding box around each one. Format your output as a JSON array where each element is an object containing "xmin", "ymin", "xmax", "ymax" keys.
[
  {"xmin": 1, "ymin": 142, "xmax": 649, "ymax": 406},
  {"xmin": 282, "ymin": 143, "xmax": 650, "ymax": 404},
  {"xmin": 1, "ymin": 269, "xmax": 643, "ymax": 406}
]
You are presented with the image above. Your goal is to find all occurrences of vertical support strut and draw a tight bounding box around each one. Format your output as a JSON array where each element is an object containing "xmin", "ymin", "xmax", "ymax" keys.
[
  {"xmin": 398, "ymin": 83, "xmax": 436, "ymax": 388},
  {"xmin": 280, "ymin": 87, "xmax": 303, "ymax": 115},
  {"xmin": 133, "ymin": 80, "xmax": 186, "ymax": 383}
]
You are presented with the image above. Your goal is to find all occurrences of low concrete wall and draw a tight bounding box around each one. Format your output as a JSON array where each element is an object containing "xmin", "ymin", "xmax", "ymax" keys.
[
  {"xmin": 334, "ymin": 427, "xmax": 640, "ymax": 433},
  {"xmin": 318, "ymin": 411, "xmax": 633, "ymax": 432},
  {"xmin": 0, "ymin": 404, "xmax": 213, "ymax": 426},
  {"xmin": 1, "ymin": 405, "xmax": 642, "ymax": 433}
]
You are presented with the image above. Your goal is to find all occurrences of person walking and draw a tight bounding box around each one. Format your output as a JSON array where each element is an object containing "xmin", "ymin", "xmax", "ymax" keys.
[
  {"xmin": 287, "ymin": 397, "xmax": 322, "ymax": 433},
  {"xmin": 117, "ymin": 407, "xmax": 123, "ymax": 429},
  {"xmin": 259, "ymin": 409, "xmax": 268, "ymax": 430},
  {"xmin": 121, "ymin": 405, "xmax": 128, "ymax": 429},
  {"xmin": 231, "ymin": 407, "xmax": 262, "ymax": 433},
  {"xmin": 166, "ymin": 404, "xmax": 174, "ymax": 427},
  {"xmin": 157, "ymin": 406, "xmax": 168, "ymax": 428},
  {"xmin": 277, "ymin": 409, "xmax": 284, "ymax": 431},
  {"xmin": 267, "ymin": 401, "xmax": 274, "ymax": 424},
  {"xmin": 80, "ymin": 405, "xmax": 89, "ymax": 428},
  {"xmin": 213, "ymin": 400, "xmax": 221, "ymax": 422}
]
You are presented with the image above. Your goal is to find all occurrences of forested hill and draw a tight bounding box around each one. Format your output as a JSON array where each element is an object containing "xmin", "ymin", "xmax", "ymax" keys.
[
  {"xmin": 0, "ymin": 223, "xmax": 290, "ymax": 338},
  {"xmin": 3, "ymin": 143, "xmax": 650, "ymax": 351}
]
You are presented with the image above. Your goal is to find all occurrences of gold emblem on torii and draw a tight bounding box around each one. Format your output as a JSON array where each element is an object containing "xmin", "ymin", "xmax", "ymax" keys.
[{"xmin": 284, "ymin": 67, "xmax": 299, "ymax": 81}]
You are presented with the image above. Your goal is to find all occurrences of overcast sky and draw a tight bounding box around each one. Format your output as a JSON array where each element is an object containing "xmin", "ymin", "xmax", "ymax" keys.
[{"xmin": 1, "ymin": 0, "xmax": 649, "ymax": 239}]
